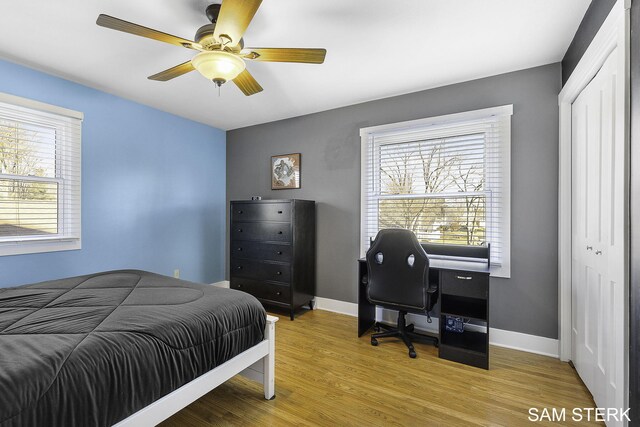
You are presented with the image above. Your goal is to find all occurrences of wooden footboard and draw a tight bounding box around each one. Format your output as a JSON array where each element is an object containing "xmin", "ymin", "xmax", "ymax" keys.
[{"xmin": 115, "ymin": 315, "xmax": 279, "ymax": 426}]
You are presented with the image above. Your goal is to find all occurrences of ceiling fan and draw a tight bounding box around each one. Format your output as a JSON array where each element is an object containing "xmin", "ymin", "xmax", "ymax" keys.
[{"xmin": 96, "ymin": 0, "xmax": 327, "ymax": 96}]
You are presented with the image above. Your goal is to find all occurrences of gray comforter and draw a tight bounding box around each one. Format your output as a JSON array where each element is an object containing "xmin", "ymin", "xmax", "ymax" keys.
[{"xmin": 0, "ymin": 270, "xmax": 266, "ymax": 426}]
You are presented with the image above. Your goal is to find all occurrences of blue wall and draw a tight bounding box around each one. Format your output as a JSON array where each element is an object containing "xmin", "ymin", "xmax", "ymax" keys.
[{"xmin": 0, "ymin": 59, "xmax": 226, "ymax": 287}]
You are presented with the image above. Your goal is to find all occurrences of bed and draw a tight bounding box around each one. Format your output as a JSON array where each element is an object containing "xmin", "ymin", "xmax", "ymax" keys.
[{"xmin": 0, "ymin": 270, "xmax": 277, "ymax": 427}]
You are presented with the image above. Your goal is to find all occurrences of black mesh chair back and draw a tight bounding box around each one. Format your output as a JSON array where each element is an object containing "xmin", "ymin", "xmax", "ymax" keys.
[{"xmin": 366, "ymin": 229, "xmax": 429, "ymax": 311}]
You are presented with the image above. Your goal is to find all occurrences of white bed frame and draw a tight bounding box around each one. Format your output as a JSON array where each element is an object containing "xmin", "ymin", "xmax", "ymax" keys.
[{"xmin": 114, "ymin": 315, "xmax": 279, "ymax": 426}]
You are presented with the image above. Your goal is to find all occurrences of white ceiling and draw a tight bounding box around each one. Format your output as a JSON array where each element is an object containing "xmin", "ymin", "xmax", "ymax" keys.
[{"xmin": 0, "ymin": 0, "xmax": 590, "ymax": 131}]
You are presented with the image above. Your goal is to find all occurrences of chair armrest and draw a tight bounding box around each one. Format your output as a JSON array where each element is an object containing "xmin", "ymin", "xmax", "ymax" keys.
[{"xmin": 426, "ymin": 282, "xmax": 439, "ymax": 311}]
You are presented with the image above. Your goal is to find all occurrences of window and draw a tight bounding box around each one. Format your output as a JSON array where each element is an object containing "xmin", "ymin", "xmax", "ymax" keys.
[
  {"xmin": 0, "ymin": 93, "xmax": 82, "ymax": 256},
  {"xmin": 360, "ymin": 105, "xmax": 512, "ymax": 277}
]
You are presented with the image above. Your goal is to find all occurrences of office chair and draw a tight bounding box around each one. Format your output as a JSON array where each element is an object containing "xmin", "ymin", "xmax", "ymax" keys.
[{"xmin": 366, "ymin": 229, "xmax": 439, "ymax": 358}]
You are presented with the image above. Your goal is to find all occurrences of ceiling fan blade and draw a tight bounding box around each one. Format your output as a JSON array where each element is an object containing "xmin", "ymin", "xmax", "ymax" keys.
[
  {"xmin": 97, "ymin": 14, "xmax": 202, "ymax": 50},
  {"xmin": 233, "ymin": 69, "xmax": 263, "ymax": 96},
  {"xmin": 242, "ymin": 48, "xmax": 326, "ymax": 64},
  {"xmin": 213, "ymin": 0, "xmax": 263, "ymax": 48},
  {"xmin": 148, "ymin": 61, "xmax": 195, "ymax": 81}
]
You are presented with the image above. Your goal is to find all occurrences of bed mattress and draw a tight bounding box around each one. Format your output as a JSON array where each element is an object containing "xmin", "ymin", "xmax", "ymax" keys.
[{"xmin": 0, "ymin": 270, "xmax": 266, "ymax": 426}]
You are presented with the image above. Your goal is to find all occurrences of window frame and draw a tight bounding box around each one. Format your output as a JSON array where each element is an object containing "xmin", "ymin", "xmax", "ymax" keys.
[
  {"xmin": 360, "ymin": 105, "xmax": 512, "ymax": 278},
  {"xmin": 0, "ymin": 92, "xmax": 83, "ymax": 256}
]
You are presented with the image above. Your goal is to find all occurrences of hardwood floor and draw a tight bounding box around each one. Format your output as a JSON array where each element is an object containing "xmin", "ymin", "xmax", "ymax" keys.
[{"xmin": 162, "ymin": 309, "xmax": 599, "ymax": 426}]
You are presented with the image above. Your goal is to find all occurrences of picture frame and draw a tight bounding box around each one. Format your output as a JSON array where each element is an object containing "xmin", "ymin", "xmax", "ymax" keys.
[{"xmin": 271, "ymin": 153, "xmax": 301, "ymax": 190}]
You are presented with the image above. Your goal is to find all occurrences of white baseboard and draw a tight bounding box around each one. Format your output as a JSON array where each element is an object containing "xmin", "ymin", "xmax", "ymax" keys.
[
  {"xmin": 376, "ymin": 307, "xmax": 559, "ymax": 358},
  {"xmin": 377, "ymin": 307, "xmax": 439, "ymax": 334},
  {"xmin": 211, "ymin": 290, "xmax": 559, "ymax": 358},
  {"xmin": 487, "ymin": 327, "xmax": 559, "ymax": 358},
  {"xmin": 211, "ymin": 280, "xmax": 230, "ymax": 288},
  {"xmin": 312, "ymin": 298, "xmax": 559, "ymax": 358},
  {"xmin": 313, "ymin": 296, "xmax": 358, "ymax": 317}
]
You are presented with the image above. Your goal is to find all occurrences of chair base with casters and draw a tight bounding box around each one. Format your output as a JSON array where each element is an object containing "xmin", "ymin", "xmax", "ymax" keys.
[{"xmin": 370, "ymin": 311, "xmax": 439, "ymax": 358}]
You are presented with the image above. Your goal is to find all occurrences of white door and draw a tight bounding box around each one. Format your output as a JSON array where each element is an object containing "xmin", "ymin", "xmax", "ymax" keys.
[{"xmin": 571, "ymin": 47, "xmax": 626, "ymax": 421}]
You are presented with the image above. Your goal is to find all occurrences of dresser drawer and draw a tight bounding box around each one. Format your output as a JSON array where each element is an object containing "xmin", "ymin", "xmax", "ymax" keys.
[
  {"xmin": 441, "ymin": 271, "xmax": 489, "ymax": 299},
  {"xmin": 231, "ymin": 222, "xmax": 291, "ymax": 242},
  {"xmin": 231, "ymin": 241, "xmax": 293, "ymax": 262},
  {"xmin": 230, "ymin": 278, "xmax": 290, "ymax": 304},
  {"xmin": 232, "ymin": 202, "xmax": 291, "ymax": 222},
  {"xmin": 231, "ymin": 259, "xmax": 291, "ymax": 283}
]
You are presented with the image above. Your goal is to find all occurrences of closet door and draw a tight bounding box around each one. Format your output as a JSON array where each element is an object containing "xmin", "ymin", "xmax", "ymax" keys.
[{"xmin": 571, "ymin": 47, "xmax": 625, "ymax": 417}]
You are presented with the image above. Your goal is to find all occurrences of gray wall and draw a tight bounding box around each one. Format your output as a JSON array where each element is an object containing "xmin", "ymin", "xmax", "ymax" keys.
[
  {"xmin": 562, "ymin": 0, "xmax": 616, "ymax": 85},
  {"xmin": 227, "ymin": 63, "xmax": 561, "ymax": 339}
]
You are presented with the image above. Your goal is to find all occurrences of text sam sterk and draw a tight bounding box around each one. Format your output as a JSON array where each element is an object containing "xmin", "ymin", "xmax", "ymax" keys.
[{"xmin": 528, "ymin": 407, "xmax": 631, "ymax": 422}]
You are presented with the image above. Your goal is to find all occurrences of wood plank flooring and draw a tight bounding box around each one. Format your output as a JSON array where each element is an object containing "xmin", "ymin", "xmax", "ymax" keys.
[{"xmin": 162, "ymin": 309, "xmax": 599, "ymax": 426}]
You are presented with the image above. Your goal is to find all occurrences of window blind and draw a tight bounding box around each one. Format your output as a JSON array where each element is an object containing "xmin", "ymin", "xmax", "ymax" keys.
[
  {"xmin": 361, "ymin": 106, "xmax": 512, "ymax": 277},
  {"xmin": 0, "ymin": 93, "xmax": 82, "ymax": 256}
]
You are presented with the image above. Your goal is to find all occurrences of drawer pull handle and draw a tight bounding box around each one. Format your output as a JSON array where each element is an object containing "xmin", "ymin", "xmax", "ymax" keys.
[
  {"xmin": 238, "ymin": 210, "xmax": 243, "ymax": 214},
  {"xmin": 237, "ymin": 247, "xmax": 242, "ymax": 251},
  {"xmin": 278, "ymin": 231, "xmax": 283, "ymax": 234},
  {"xmin": 276, "ymin": 291, "xmax": 282, "ymax": 296},
  {"xmin": 237, "ymin": 229, "xmax": 243, "ymax": 233},
  {"xmin": 276, "ymin": 271, "xmax": 282, "ymax": 275},
  {"xmin": 595, "ymin": 250, "xmax": 602, "ymax": 255},
  {"xmin": 237, "ymin": 266, "xmax": 243, "ymax": 270},
  {"xmin": 278, "ymin": 210, "xmax": 283, "ymax": 214},
  {"xmin": 277, "ymin": 251, "xmax": 283, "ymax": 255},
  {"xmin": 237, "ymin": 284, "xmax": 242, "ymax": 288},
  {"xmin": 456, "ymin": 276, "xmax": 472, "ymax": 280}
]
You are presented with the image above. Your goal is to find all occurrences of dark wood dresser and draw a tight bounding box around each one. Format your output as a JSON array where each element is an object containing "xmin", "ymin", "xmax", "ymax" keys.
[{"xmin": 230, "ymin": 199, "xmax": 316, "ymax": 320}]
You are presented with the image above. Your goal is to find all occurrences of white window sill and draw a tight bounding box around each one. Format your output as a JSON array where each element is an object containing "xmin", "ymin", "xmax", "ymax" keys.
[
  {"xmin": 490, "ymin": 265, "xmax": 510, "ymax": 279},
  {"xmin": 0, "ymin": 239, "xmax": 81, "ymax": 257}
]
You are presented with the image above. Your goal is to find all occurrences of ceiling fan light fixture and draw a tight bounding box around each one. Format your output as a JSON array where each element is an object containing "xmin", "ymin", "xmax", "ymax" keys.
[{"xmin": 191, "ymin": 50, "xmax": 245, "ymax": 84}]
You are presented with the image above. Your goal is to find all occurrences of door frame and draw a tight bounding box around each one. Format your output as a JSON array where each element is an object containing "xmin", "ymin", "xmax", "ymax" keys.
[
  {"xmin": 629, "ymin": 0, "xmax": 640, "ymax": 420},
  {"xmin": 558, "ymin": 0, "xmax": 630, "ymax": 363}
]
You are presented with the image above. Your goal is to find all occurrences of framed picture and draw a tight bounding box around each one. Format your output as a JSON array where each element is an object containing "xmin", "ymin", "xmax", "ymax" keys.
[{"xmin": 271, "ymin": 153, "xmax": 301, "ymax": 190}]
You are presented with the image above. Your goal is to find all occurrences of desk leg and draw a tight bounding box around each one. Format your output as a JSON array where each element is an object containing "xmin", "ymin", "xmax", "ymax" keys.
[{"xmin": 358, "ymin": 261, "xmax": 375, "ymax": 336}]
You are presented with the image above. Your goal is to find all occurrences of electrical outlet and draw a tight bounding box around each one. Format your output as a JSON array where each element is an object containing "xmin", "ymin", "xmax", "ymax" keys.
[{"xmin": 173, "ymin": 269, "xmax": 180, "ymax": 279}]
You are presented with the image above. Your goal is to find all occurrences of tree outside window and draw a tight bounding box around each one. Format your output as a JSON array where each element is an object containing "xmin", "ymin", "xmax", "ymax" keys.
[
  {"xmin": 377, "ymin": 135, "xmax": 486, "ymax": 246},
  {"xmin": 0, "ymin": 120, "xmax": 58, "ymax": 237}
]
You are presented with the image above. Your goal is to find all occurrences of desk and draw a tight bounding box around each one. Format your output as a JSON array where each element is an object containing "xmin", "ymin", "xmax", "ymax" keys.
[{"xmin": 358, "ymin": 257, "xmax": 491, "ymax": 369}]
